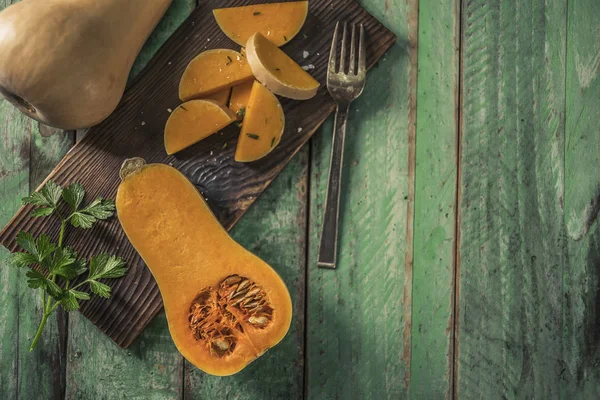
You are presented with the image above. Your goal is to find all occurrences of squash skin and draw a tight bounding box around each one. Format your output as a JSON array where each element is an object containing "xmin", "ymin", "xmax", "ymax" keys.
[
  {"xmin": 116, "ymin": 162, "xmax": 293, "ymax": 376},
  {"xmin": 0, "ymin": 0, "xmax": 172, "ymax": 130}
]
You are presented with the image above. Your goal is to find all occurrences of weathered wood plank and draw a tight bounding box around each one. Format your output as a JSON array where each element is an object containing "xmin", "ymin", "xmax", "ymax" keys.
[
  {"xmin": 64, "ymin": 2, "xmax": 194, "ymax": 398},
  {"xmin": 306, "ymin": 0, "xmax": 417, "ymax": 398},
  {"xmin": 0, "ymin": 0, "xmax": 395, "ymax": 349},
  {"xmin": 456, "ymin": 0, "xmax": 567, "ymax": 397},
  {"xmin": 409, "ymin": 0, "xmax": 459, "ymax": 397},
  {"xmin": 562, "ymin": 0, "xmax": 600, "ymax": 397},
  {"xmin": 184, "ymin": 150, "xmax": 308, "ymax": 400},
  {"xmin": 0, "ymin": 77, "xmax": 30, "ymax": 398},
  {"xmin": 0, "ymin": 2, "xmax": 75, "ymax": 399}
]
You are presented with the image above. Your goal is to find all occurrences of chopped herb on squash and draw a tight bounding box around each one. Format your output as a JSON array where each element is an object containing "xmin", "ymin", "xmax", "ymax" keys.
[{"xmin": 246, "ymin": 133, "xmax": 260, "ymax": 140}]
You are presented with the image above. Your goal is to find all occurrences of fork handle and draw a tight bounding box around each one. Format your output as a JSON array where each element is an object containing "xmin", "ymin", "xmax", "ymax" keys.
[{"xmin": 317, "ymin": 104, "xmax": 350, "ymax": 269}]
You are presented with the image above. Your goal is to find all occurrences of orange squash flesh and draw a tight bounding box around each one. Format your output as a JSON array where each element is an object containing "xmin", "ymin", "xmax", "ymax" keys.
[
  {"xmin": 164, "ymin": 100, "xmax": 236, "ymax": 155},
  {"xmin": 116, "ymin": 160, "xmax": 293, "ymax": 376},
  {"xmin": 204, "ymin": 88, "xmax": 231, "ymax": 105},
  {"xmin": 246, "ymin": 33, "xmax": 320, "ymax": 100},
  {"xmin": 213, "ymin": 2, "xmax": 309, "ymax": 47},
  {"xmin": 235, "ymin": 82, "xmax": 285, "ymax": 162},
  {"xmin": 179, "ymin": 49, "xmax": 253, "ymax": 102},
  {"xmin": 229, "ymin": 80, "xmax": 254, "ymax": 119}
]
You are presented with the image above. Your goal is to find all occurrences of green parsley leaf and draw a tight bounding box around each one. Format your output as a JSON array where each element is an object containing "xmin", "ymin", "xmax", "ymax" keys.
[
  {"xmin": 88, "ymin": 254, "xmax": 127, "ymax": 280},
  {"xmin": 30, "ymin": 207, "xmax": 55, "ymax": 218},
  {"xmin": 89, "ymin": 280, "xmax": 112, "ymax": 298},
  {"xmin": 22, "ymin": 180, "xmax": 62, "ymax": 209},
  {"xmin": 26, "ymin": 270, "xmax": 62, "ymax": 299},
  {"xmin": 21, "ymin": 192, "xmax": 51, "ymax": 207},
  {"xmin": 70, "ymin": 198, "xmax": 115, "ymax": 229},
  {"xmin": 236, "ymin": 107, "xmax": 246, "ymax": 119},
  {"xmin": 62, "ymin": 183, "xmax": 85, "ymax": 211},
  {"xmin": 70, "ymin": 289, "xmax": 91, "ymax": 300},
  {"xmin": 15, "ymin": 232, "xmax": 55, "ymax": 264},
  {"xmin": 59, "ymin": 290, "xmax": 80, "ymax": 311},
  {"xmin": 246, "ymin": 133, "xmax": 260, "ymax": 140},
  {"xmin": 45, "ymin": 248, "xmax": 80, "ymax": 280},
  {"xmin": 10, "ymin": 252, "xmax": 39, "ymax": 268}
]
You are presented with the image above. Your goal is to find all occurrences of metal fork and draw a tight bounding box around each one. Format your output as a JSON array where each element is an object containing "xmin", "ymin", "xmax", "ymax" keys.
[{"xmin": 317, "ymin": 22, "xmax": 367, "ymax": 270}]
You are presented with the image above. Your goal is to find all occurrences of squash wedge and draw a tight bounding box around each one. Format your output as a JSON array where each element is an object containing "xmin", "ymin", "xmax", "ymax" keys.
[
  {"xmin": 235, "ymin": 82, "xmax": 285, "ymax": 162},
  {"xmin": 164, "ymin": 100, "xmax": 236, "ymax": 155},
  {"xmin": 179, "ymin": 49, "xmax": 253, "ymax": 102},
  {"xmin": 213, "ymin": 2, "xmax": 309, "ymax": 47},
  {"xmin": 246, "ymin": 33, "xmax": 319, "ymax": 100}
]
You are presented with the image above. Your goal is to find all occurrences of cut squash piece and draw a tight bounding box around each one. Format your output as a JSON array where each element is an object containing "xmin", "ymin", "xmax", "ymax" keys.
[
  {"xmin": 204, "ymin": 88, "xmax": 231, "ymax": 105},
  {"xmin": 235, "ymin": 82, "xmax": 285, "ymax": 163},
  {"xmin": 229, "ymin": 81, "xmax": 254, "ymax": 119},
  {"xmin": 179, "ymin": 49, "xmax": 253, "ymax": 102},
  {"xmin": 213, "ymin": 2, "xmax": 309, "ymax": 47},
  {"xmin": 246, "ymin": 33, "xmax": 320, "ymax": 100},
  {"xmin": 164, "ymin": 100, "xmax": 236, "ymax": 155}
]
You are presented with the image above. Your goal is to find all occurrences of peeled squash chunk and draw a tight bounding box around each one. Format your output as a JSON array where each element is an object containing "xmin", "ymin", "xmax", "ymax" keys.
[
  {"xmin": 246, "ymin": 33, "xmax": 320, "ymax": 100},
  {"xmin": 213, "ymin": 2, "xmax": 309, "ymax": 47},
  {"xmin": 229, "ymin": 81, "xmax": 254, "ymax": 119},
  {"xmin": 116, "ymin": 160, "xmax": 293, "ymax": 376},
  {"xmin": 235, "ymin": 82, "xmax": 285, "ymax": 162},
  {"xmin": 179, "ymin": 49, "xmax": 253, "ymax": 102},
  {"xmin": 164, "ymin": 100, "xmax": 236, "ymax": 155}
]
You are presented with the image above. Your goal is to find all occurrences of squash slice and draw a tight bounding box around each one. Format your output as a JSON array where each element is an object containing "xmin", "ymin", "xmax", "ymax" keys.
[
  {"xmin": 246, "ymin": 33, "xmax": 319, "ymax": 100},
  {"xmin": 235, "ymin": 82, "xmax": 285, "ymax": 162},
  {"xmin": 179, "ymin": 49, "xmax": 253, "ymax": 102},
  {"xmin": 164, "ymin": 100, "xmax": 236, "ymax": 155},
  {"xmin": 116, "ymin": 159, "xmax": 293, "ymax": 376},
  {"xmin": 213, "ymin": 2, "xmax": 309, "ymax": 47},
  {"xmin": 204, "ymin": 88, "xmax": 231, "ymax": 105},
  {"xmin": 229, "ymin": 81, "xmax": 254, "ymax": 119}
]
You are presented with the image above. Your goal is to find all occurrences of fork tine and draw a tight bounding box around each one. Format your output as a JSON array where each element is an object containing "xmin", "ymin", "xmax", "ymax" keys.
[
  {"xmin": 349, "ymin": 24, "xmax": 357, "ymax": 75},
  {"xmin": 328, "ymin": 22, "xmax": 340, "ymax": 74},
  {"xmin": 358, "ymin": 24, "xmax": 366, "ymax": 74},
  {"xmin": 339, "ymin": 22, "xmax": 348, "ymax": 73}
]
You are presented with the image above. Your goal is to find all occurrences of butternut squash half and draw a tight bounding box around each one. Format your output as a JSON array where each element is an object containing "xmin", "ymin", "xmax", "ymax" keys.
[
  {"xmin": 116, "ymin": 159, "xmax": 293, "ymax": 376},
  {"xmin": 213, "ymin": 2, "xmax": 309, "ymax": 47}
]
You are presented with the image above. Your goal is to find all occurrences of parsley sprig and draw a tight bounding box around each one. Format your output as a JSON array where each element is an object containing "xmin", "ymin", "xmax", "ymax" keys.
[{"xmin": 10, "ymin": 181, "xmax": 127, "ymax": 351}]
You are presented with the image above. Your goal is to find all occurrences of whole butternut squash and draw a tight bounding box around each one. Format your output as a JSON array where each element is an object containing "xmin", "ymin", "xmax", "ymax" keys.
[
  {"xmin": 116, "ymin": 159, "xmax": 293, "ymax": 376},
  {"xmin": 0, "ymin": 0, "xmax": 172, "ymax": 130}
]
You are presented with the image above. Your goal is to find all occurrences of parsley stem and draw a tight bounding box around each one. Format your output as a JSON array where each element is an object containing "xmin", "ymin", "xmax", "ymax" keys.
[
  {"xmin": 30, "ymin": 309, "xmax": 51, "ymax": 351},
  {"xmin": 58, "ymin": 219, "xmax": 67, "ymax": 248}
]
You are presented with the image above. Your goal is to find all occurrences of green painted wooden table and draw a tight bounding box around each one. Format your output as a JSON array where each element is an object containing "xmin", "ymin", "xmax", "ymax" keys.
[{"xmin": 1, "ymin": 0, "xmax": 599, "ymax": 398}]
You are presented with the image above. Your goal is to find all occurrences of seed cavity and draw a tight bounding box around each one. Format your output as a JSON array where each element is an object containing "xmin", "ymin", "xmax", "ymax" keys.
[{"xmin": 188, "ymin": 275, "xmax": 274, "ymax": 358}]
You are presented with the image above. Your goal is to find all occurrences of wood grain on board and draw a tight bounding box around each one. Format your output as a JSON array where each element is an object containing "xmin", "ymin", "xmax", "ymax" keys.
[{"xmin": 0, "ymin": 0, "xmax": 395, "ymax": 348}]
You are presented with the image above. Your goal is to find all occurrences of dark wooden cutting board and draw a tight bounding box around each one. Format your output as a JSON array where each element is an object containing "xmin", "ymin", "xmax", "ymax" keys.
[{"xmin": 0, "ymin": 0, "xmax": 395, "ymax": 348}]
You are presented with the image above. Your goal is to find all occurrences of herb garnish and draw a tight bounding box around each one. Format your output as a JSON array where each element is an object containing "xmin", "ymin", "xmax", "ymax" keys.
[
  {"xmin": 236, "ymin": 107, "xmax": 246, "ymax": 120},
  {"xmin": 253, "ymin": 11, "xmax": 262, "ymax": 16},
  {"xmin": 179, "ymin": 105, "xmax": 188, "ymax": 111},
  {"xmin": 284, "ymin": 35, "xmax": 288, "ymax": 41},
  {"xmin": 246, "ymin": 133, "xmax": 260, "ymax": 140},
  {"xmin": 271, "ymin": 137, "xmax": 276, "ymax": 148},
  {"xmin": 10, "ymin": 181, "xmax": 127, "ymax": 351},
  {"xmin": 226, "ymin": 56, "xmax": 233, "ymax": 65}
]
